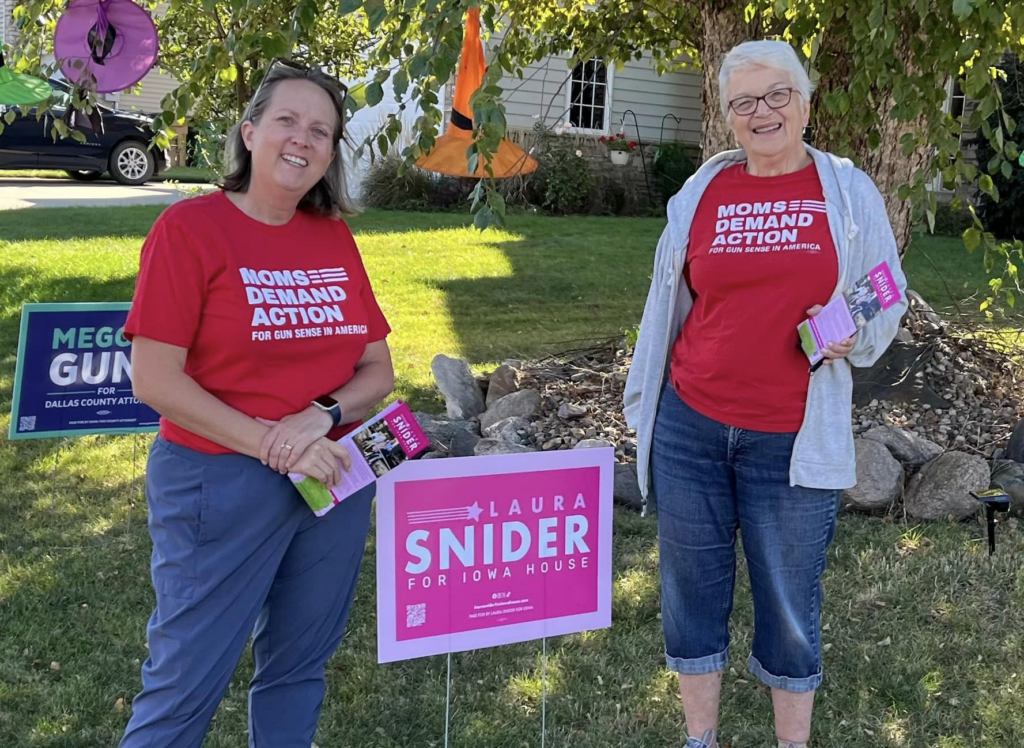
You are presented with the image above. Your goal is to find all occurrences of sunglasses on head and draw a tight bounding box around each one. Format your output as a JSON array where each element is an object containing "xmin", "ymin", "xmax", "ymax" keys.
[{"xmin": 245, "ymin": 57, "xmax": 349, "ymax": 123}]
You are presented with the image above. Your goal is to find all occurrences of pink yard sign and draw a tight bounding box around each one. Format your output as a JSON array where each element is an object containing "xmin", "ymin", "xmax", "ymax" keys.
[{"xmin": 375, "ymin": 449, "xmax": 615, "ymax": 663}]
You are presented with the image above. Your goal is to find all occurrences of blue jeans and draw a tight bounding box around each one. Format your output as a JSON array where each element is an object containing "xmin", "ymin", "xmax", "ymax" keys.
[
  {"xmin": 651, "ymin": 384, "xmax": 840, "ymax": 693},
  {"xmin": 120, "ymin": 437, "xmax": 373, "ymax": 748}
]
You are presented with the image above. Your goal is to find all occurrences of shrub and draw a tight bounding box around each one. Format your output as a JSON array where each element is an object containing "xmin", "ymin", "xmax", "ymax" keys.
[
  {"xmin": 930, "ymin": 203, "xmax": 975, "ymax": 237},
  {"xmin": 651, "ymin": 141, "xmax": 697, "ymax": 206},
  {"xmin": 972, "ymin": 55, "xmax": 1024, "ymax": 240},
  {"xmin": 528, "ymin": 135, "xmax": 593, "ymax": 215},
  {"xmin": 360, "ymin": 154, "xmax": 474, "ymax": 211}
]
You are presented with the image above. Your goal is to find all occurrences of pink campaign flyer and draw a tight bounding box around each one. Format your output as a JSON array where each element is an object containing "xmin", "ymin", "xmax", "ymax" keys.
[
  {"xmin": 798, "ymin": 261, "xmax": 902, "ymax": 365},
  {"xmin": 289, "ymin": 401, "xmax": 429, "ymax": 517},
  {"xmin": 375, "ymin": 449, "xmax": 614, "ymax": 663}
]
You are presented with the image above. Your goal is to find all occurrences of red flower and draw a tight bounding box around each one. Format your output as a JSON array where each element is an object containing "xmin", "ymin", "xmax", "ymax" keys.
[
  {"xmin": 628, "ymin": 141, "xmax": 637, "ymax": 148},
  {"xmin": 598, "ymin": 136, "xmax": 607, "ymax": 143}
]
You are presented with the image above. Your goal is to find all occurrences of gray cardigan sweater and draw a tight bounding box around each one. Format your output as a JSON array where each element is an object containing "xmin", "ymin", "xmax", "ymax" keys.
[{"xmin": 623, "ymin": 146, "xmax": 909, "ymax": 515}]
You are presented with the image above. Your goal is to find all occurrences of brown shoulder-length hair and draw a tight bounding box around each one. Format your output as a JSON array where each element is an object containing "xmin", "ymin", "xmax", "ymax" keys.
[{"xmin": 221, "ymin": 63, "xmax": 358, "ymax": 218}]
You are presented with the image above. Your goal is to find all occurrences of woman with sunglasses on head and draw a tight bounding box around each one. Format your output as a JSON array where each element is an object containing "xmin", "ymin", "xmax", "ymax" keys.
[
  {"xmin": 120, "ymin": 60, "xmax": 394, "ymax": 748},
  {"xmin": 623, "ymin": 41, "xmax": 907, "ymax": 748}
]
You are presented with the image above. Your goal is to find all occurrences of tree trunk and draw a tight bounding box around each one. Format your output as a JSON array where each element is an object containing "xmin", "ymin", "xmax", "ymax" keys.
[
  {"xmin": 698, "ymin": 2, "xmax": 764, "ymax": 160},
  {"xmin": 811, "ymin": 23, "xmax": 935, "ymax": 258}
]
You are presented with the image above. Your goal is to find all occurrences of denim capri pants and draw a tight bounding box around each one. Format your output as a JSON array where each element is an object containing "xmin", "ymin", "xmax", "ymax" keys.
[{"xmin": 651, "ymin": 383, "xmax": 840, "ymax": 693}]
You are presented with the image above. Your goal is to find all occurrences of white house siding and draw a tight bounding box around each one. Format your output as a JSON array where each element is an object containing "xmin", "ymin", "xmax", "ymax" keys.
[
  {"xmin": 106, "ymin": 67, "xmax": 180, "ymax": 115},
  {"xmin": 611, "ymin": 55, "xmax": 701, "ymax": 146},
  {"xmin": 2, "ymin": 0, "xmax": 15, "ymax": 46},
  {"xmin": 479, "ymin": 41, "xmax": 702, "ymax": 146}
]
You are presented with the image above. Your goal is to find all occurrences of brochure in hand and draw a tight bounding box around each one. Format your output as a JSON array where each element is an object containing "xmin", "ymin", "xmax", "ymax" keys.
[
  {"xmin": 797, "ymin": 261, "xmax": 902, "ymax": 367},
  {"xmin": 289, "ymin": 401, "xmax": 429, "ymax": 516}
]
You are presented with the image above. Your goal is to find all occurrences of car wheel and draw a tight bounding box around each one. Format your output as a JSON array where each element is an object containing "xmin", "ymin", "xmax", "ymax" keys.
[
  {"xmin": 65, "ymin": 170, "xmax": 104, "ymax": 182},
  {"xmin": 109, "ymin": 141, "xmax": 155, "ymax": 185}
]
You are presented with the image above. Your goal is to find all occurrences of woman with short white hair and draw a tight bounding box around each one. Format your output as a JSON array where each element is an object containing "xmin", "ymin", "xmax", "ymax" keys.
[{"xmin": 624, "ymin": 40, "xmax": 907, "ymax": 748}]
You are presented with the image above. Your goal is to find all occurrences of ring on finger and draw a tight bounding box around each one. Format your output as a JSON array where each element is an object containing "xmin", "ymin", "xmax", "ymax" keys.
[{"xmin": 282, "ymin": 443, "xmax": 293, "ymax": 450}]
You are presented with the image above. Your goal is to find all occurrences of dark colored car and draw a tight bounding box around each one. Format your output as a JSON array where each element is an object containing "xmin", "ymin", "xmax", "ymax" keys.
[{"xmin": 0, "ymin": 78, "xmax": 166, "ymax": 185}]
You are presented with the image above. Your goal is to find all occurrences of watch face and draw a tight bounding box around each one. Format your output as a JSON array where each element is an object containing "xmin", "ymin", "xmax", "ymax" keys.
[{"xmin": 315, "ymin": 395, "xmax": 338, "ymax": 409}]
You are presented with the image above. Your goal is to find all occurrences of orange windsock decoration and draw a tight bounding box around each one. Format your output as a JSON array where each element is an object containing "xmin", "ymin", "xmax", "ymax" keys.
[{"xmin": 415, "ymin": 7, "xmax": 538, "ymax": 179}]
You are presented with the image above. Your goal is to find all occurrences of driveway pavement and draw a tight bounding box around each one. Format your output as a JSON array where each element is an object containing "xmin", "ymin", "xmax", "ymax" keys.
[{"xmin": 0, "ymin": 177, "xmax": 215, "ymax": 210}]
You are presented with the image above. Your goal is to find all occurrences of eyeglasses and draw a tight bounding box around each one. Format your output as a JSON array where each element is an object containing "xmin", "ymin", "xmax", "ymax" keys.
[
  {"xmin": 245, "ymin": 57, "xmax": 349, "ymax": 124},
  {"xmin": 728, "ymin": 88, "xmax": 797, "ymax": 117}
]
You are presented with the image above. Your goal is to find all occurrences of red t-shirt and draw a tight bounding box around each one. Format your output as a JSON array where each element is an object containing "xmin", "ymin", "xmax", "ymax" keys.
[
  {"xmin": 669, "ymin": 162, "xmax": 838, "ymax": 432},
  {"xmin": 125, "ymin": 190, "xmax": 391, "ymax": 454}
]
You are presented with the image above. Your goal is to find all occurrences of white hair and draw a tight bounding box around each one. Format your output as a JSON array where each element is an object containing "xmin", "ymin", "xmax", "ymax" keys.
[{"xmin": 718, "ymin": 40, "xmax": 814, "ymax": 117}]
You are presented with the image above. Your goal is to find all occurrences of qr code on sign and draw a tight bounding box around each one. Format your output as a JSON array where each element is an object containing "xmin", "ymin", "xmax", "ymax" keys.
[
  {"xmin": 19, "ymin": 416, "xmax": 36, "ymax": 432},
  {"xmin": 406, "ymin": 603, "xmax": 426, "ymax": 628}
]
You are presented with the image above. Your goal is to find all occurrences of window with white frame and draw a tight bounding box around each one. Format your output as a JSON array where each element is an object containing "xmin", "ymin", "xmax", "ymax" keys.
[{"xmin": 566, "ymin": 58, "xmax": 611, "ymax": 133}]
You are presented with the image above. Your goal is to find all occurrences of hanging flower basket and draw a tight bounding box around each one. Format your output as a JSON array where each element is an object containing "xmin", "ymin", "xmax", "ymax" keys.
[{"xmin": 599, "ymin": 133, "xmax": 637, "ymax": 166}]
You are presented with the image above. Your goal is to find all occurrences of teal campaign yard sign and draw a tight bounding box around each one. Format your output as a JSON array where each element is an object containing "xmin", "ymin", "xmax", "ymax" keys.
[{"xmin": 9, "ymin": 303, "xmax": 161, "ymax": 440}]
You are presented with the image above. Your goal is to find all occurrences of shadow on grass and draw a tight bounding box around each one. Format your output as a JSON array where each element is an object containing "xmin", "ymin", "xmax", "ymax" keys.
[{"xmin": 431, "ymin": 214, "xmax": 664, "ymax": 365}]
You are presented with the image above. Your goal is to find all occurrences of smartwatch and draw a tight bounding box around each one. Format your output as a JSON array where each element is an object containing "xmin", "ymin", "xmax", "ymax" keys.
[{"xmin": 312, "ymin": 394, "xmax": 343, "ymax": 428}]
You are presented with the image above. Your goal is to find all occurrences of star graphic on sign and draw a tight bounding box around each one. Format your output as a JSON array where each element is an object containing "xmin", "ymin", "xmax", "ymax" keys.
[{"xmin": 466, "ymin": 502, "xmax": 483, "ymax": 521}]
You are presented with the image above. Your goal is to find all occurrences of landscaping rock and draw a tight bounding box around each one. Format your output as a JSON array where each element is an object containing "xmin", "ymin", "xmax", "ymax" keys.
[
  {"xmin": 1007, "ymin": 419, "xmax": 1024, "ymax": 463},
  {"xmin": 482, "ymin": 416, "xmax": 532, "ymax": 445},
  {"xmin": 486, "ymin": 364, "xmax": 522, "ymax": 408},
  {"xmin": 480, "ymin": 389, "xmax": 542, "ymax": 432},
  {"xmin": 574, "ymin": 439, "xmax": 615, "ymax": 450},
  {"xmin": 907, "ymin": 290, "xmax": 945, "ymax": 327},
  {"xmin": 862, "ymin": 426, "xmax": 943, "ymax": 468},
  {"xmin": 414, "ymin": 411, "xmax": 480, "ymax": 448},
  {"xmin": 905, "ymin": 452, "xmax": 990, "ymax": 520},
  {"xmin": 557, "ymin": 402, "xmax": 588, "ymax": 420},
  {"xmin": 843, "ymin": 439, "xmax": 904, "ymax": 512},
  {"xmin": 450, "ymin": 429, "xmax": 482, "ymax": 457},
  {"xmin": 474, "ymin": 439, "xmax": 536, "ymax": 456},
  {"xmin": 431, "ymin": 354, "xmax": 486, "ymax": 420},
  {"xmin": 613, "ymin": 463, "xmax": 643, "ymax": 511}
]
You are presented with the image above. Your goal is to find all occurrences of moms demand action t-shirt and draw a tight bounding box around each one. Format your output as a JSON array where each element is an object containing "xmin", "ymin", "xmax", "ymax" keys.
[
  {"xmin": 670, "ymin": 162, "xmax": 838, "ymax": 432},
  {"xmin": 125, "ymin": 190, "xmax": 390, "ymax": 454}
]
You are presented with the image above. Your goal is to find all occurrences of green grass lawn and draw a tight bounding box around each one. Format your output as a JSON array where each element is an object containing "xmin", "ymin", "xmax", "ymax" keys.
[{"xmin": 1, "ymin": 206, "xmax": 1023, "ymax": 747}]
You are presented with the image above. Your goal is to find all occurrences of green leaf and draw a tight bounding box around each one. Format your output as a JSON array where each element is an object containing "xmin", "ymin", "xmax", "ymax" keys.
[
  {"xmin": 338, "ymin": 0, "xmax": 361, "ymax": 14},
  {"xmin": 980, "ymin": 174, "xmax": 996, "ymax": 198},
  {"xmin": 1002, "ymin": 160, "xmax": 1013, "ymax": 179},
  {"xmin": 365, "ymin": 81, "xmax": 384, "ymax": 107},
  {"xmin": 3, "ymin": 109, "xmax": 15, "ymax": 126},
  {"xmin": 70, "ymin": 129, "xmax": 88, "ymax": 144},
  {"xmin": 393, "ymin": 69, "xmax": 409, "ymax": 98},
  {"xmin": 260, "ymin": 34, "xmax": 291, "ymax": 59},
  {"xmin": 410, "ymin": 53, "xmax": 428, "ymax": 80},
  {"xmin": 377, "ymin": 133, "xmax": 389, "ymax": 158},
  {"xmin": 473, "ymin": 205, "xmax": 493, "ymax": 231},
  {"xmin": 366, "ymin": 0, "xmax": 388, "ymax": 30},
  {"xmin": 487, "ymin": 189, "xmax": 506, "ymax": 218},
  {"xmin": 964, "ymin": 227, "xmax": 981, "ymax": 253},
  {"xmin": 1004, "ymin": 112, "xmax": 1017, "ymax": 136},
  {"xmin": 953, "ymin": 0, "xmax": 974, "ymax": 19},
  {"xmin": 1007, "ymin": 290, "xmax": 1016, "ymax": 309}
]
